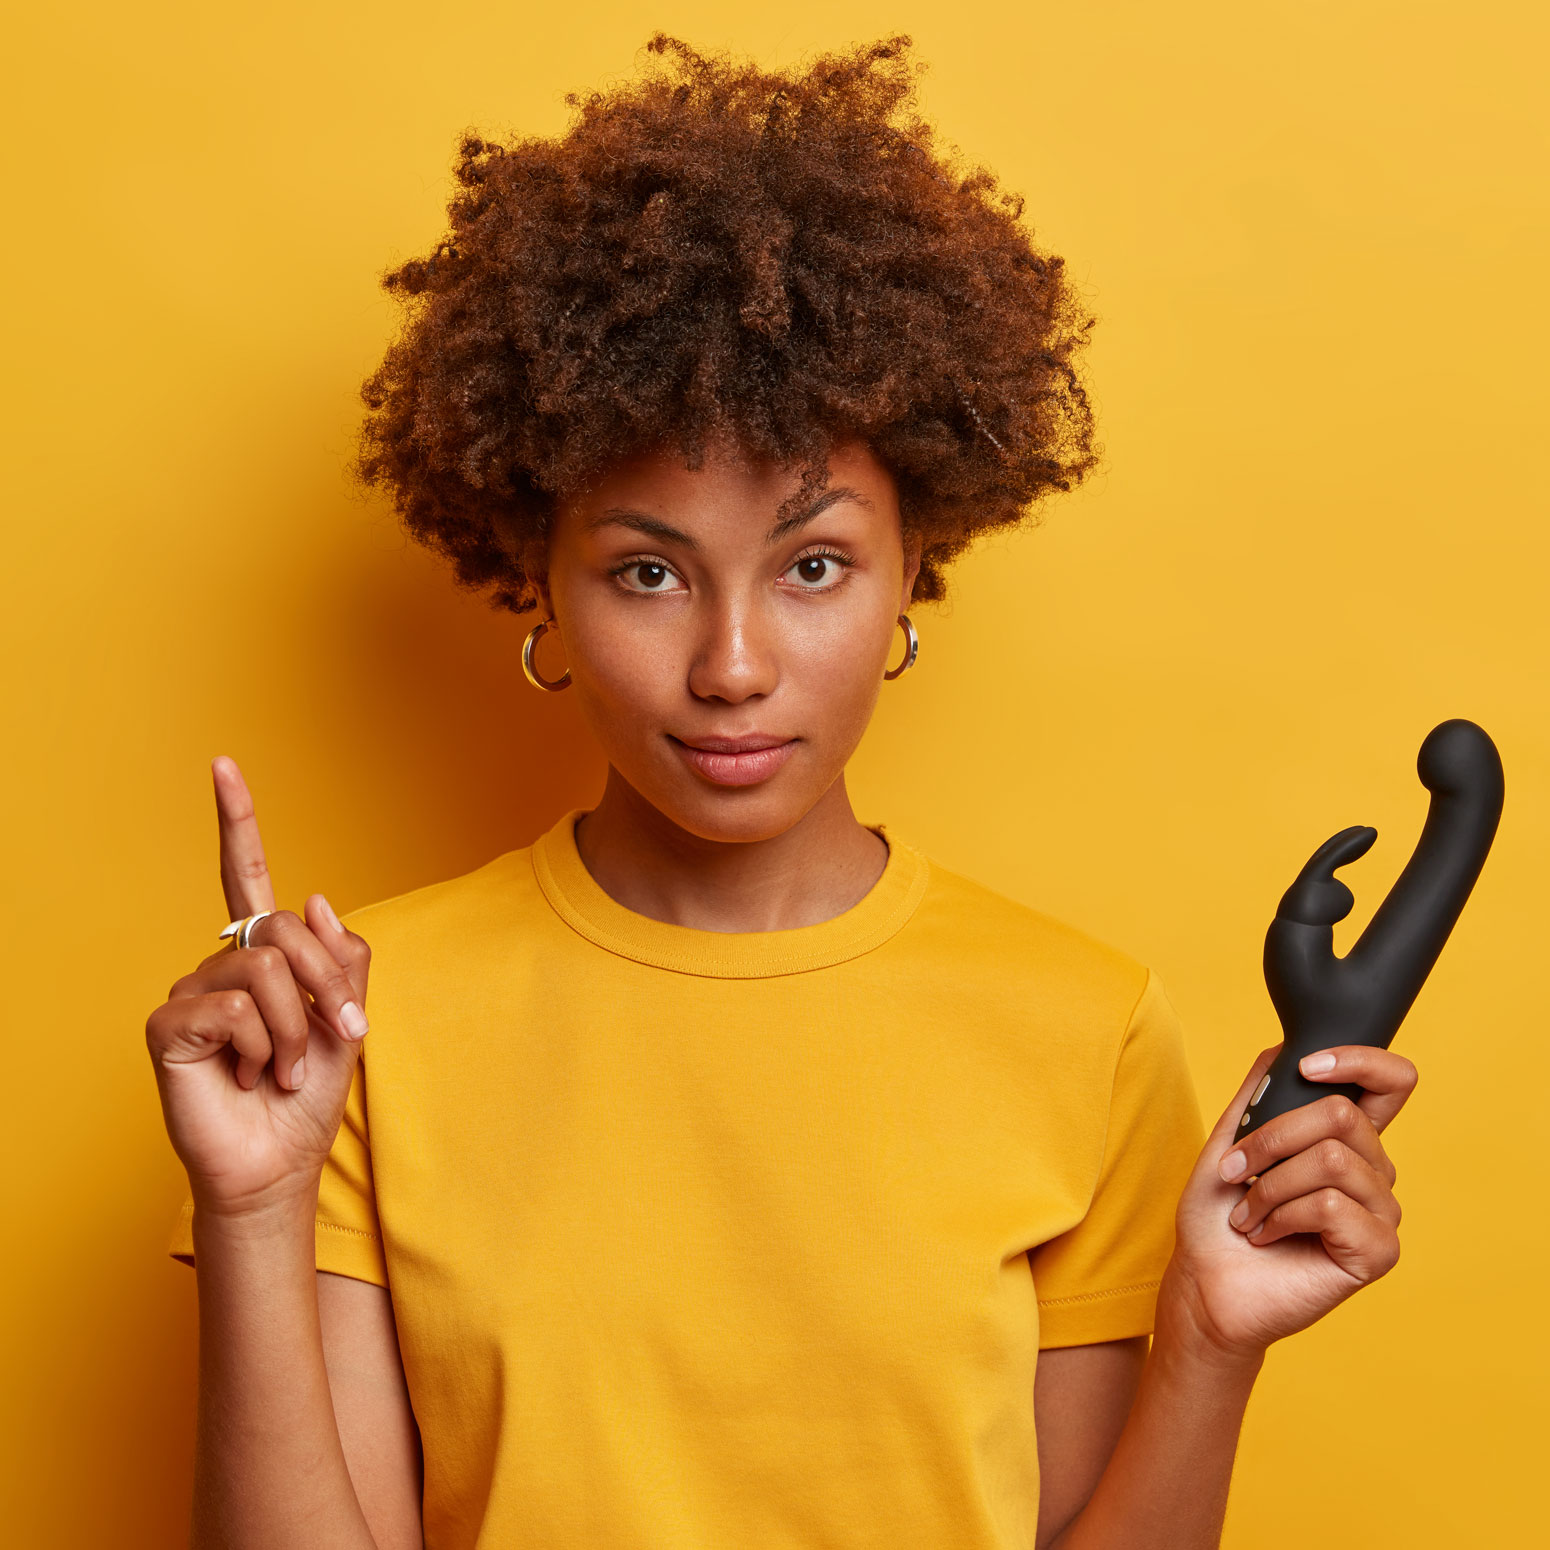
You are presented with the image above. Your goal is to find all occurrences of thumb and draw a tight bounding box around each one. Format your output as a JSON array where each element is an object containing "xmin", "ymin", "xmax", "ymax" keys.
[
  {"xmin": 249, "ymin": 1001, "xmax": 366, "ymax": 1168},
  {"xmin": 1175, "ymin": 1042, "xmax": 1285, "ymax": 1229},
  {"xmin": 1205, "ymin": 1041, "xmax": 1283, "ymax": 1163},
  {"xmin": 305, "ymin": 893, "xmax": 372, "ymax": 1009}
]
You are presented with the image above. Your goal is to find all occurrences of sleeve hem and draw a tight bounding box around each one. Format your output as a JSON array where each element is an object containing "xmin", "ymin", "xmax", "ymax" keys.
[
  {"xmin": 1037, "ymin": 1279, "xmax": 1163, "ymax": 1348},
  {"xmin": 314, "ymin": 1219, "xmax": 390, "ymax": 1288},
  {"xmin": 166, "ymin": 1200, "xmax": 389, "ymax": 1288}
]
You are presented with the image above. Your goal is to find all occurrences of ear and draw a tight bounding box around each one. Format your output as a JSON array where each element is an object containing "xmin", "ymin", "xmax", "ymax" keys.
[{"xmin": 900, "ymin": 530, "xmax": 923, "ymax": 612}]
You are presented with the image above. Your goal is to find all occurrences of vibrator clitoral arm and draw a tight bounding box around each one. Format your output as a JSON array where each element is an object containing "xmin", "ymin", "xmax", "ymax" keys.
[{"xmin": 1234, "ymin": 718, "xmax": 1504, "ymax": 1153}]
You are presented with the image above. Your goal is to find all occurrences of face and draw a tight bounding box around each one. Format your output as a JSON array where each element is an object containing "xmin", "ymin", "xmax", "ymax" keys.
[{"xmin": 533, "ymin": 436, "xmax": 922, "ymax": 844}]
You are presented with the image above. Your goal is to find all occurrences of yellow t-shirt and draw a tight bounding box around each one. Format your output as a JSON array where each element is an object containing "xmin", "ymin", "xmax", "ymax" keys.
[{"xmin": 169, "ymin": 808, "xmax": 1205, "ymax": 1548}]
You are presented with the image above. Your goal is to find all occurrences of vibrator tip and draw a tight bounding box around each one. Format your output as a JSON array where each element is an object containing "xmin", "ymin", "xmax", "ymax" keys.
[{"xmin": 1417, "ymin": 720, "xmax": 1503, "ymax": 799}]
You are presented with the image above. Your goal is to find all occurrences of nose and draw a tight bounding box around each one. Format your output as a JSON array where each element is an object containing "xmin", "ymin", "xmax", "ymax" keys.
[{"xmin": 685, "ymin": 592, "xmax": 779, "ymax": 704}]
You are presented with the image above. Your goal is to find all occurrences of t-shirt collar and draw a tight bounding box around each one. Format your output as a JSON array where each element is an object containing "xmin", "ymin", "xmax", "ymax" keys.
[{"xmin": 530, "ymin": 807, "xmax": 929, "ymax": 979}]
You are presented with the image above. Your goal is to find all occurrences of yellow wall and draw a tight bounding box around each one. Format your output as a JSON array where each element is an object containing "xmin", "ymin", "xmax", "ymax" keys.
[{"xmin": 4, "ymin": 2, "xmax": 1543, "ymax": 1543}]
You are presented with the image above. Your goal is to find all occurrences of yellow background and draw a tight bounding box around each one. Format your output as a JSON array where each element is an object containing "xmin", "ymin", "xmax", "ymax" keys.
[{"xmin": 4, "ymin": 2, "xmax": 1544, "ymax": 1543}]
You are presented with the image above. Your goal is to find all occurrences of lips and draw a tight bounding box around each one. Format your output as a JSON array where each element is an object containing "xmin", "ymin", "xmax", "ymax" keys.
[
  {"xmin": 669, "ymin": 733, "xmax": 797, "ymax": 787},
  {"xmin": 675, "ymin": 733, "xmax": 793, "ymax": 754}
]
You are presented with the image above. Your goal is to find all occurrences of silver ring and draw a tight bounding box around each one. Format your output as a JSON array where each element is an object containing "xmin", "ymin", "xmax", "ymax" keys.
[{"xmin": 218, "ymin": 910, "xmax": 274, "ymax": 949}]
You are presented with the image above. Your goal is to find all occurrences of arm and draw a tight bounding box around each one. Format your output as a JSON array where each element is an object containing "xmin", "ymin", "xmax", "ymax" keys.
[
  {"xmin": 1039, "ymin": 1299, "xmax": 1261, "ymax": 1550},
  {"xmin": 1034, "ymin": 1337, "xmax": 1148, "ymax": 1548},
  {"xmin": 1041, "ymin": 1038, "xmax": 1413, "ymax": 1549},
  {"xmin": 317, "ymin": 1273, "xmax": 425, "ymax": 1550},
  {"xmin": 150, "ymin": 757, "xmax": 399, "ymax": 1547},
  {"xmin": 191, "ymin": 1198, "xmax": 380, "ymax": 1547}
]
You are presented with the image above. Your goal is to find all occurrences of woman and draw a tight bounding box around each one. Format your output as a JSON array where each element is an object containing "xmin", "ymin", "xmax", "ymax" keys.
[{"xmin": 152, "ymin": 35, "xmax": 1412, "ymax": 1549}]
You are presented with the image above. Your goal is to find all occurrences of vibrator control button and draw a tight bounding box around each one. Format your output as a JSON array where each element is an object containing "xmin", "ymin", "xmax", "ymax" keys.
[{"xmin": 1249, "ymin": 1073, "xmax": 1272, "ymax": 1107}]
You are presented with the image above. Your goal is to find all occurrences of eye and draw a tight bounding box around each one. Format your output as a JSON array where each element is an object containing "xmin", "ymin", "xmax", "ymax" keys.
[
  {"xmin": 610, "ymin": 557, "xmax": 686, "ymax": 594},
  {"xmin": 781, "ymin": 547, "xmax": 857, "ymax": 592}
]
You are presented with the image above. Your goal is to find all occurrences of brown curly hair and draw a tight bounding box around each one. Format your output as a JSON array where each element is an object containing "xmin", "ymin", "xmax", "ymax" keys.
[{"xmin": 352, "ymin": 33, "xmax": 1102, "ymax": 615}]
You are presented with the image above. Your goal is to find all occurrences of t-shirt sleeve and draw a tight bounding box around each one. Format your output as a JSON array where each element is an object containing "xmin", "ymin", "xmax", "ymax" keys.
[
  {"xmin": 1030, "ymin": 966, "xmax": 1206, "ymax": 1348},
  {"xmin": 165, "ymin": 1054, "xmax": 390, "ymax": 1287}
]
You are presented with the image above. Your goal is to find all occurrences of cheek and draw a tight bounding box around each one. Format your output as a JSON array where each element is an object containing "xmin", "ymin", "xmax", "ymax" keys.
[
  {"xmin": 571, "ymin": 622, "xmax": 674, "ymax": 726},
  {"xmin": 794, "ymin": 582, "xmax": 898, "ymax": 684},
  {"xmin": 784, "ymin": 628, "xmax": 889, "ymax": 729},
  {"xmin": 717, "ymin": 639, "xmax": 885, "ymax": 796}
]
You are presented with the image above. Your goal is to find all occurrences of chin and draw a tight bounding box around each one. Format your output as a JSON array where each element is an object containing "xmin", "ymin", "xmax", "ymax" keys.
[
  {"xmin": 632, "ymin": 766, "xmax": 820, "ymax": 846},
  {"xmin": 669, "ymin": 791, "xmax": 813, "ymax": 846}
]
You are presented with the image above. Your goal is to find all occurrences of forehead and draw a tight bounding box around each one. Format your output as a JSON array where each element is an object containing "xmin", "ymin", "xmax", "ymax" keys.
[{"xmin": 561, "ymin": 437, "xmax": 899, "ymax": 533}]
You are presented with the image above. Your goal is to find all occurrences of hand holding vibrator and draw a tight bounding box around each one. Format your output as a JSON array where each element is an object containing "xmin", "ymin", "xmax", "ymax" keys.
[{"xmin": 1235, "ymin": 718, "xmax": 1504, "ymax": 1146}]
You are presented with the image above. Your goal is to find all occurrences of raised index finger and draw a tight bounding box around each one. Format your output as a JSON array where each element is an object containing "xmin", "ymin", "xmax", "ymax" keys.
[{"xmin": 212, "ymin": 755, "xmax": 277, "ymax": 920}]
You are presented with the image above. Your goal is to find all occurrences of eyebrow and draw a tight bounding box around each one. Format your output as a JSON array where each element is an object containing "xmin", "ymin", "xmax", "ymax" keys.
[{"xmin": 583, "ymin": 485, "xmax": 873, "ymax": 550}]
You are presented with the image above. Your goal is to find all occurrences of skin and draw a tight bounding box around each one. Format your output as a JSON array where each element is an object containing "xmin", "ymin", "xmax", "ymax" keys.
[
  {"xmin": 525, "ymin": 434, "xmax": 924, "ymax": 930},
  {"xmin": 148, "ymin": 436, "xmax": 1417, "ymax": 1548}
]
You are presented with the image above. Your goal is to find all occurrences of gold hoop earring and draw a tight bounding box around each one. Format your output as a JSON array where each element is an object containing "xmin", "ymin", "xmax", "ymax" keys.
[
  {"xmin": 883, "ymin": 613, "xmax": 919, "ymax": 680},
  {"xmin": 521, "ymin": 616, "xmax": 572, "ymax": 691}
]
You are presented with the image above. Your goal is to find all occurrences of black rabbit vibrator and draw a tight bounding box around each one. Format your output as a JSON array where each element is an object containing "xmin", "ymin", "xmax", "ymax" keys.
[{"xmin": 1235, "ymin": 719, "xmax": 1504, "ymax": 1147}]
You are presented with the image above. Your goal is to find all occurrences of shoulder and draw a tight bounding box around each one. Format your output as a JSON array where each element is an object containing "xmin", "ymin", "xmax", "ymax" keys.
[
  {"xmin": 338, "ymin": 843, "xmax": 540, "ymax": 952},
  {"xmin": 908, "ymin": 846, "xmax": 1153, "ymax": 1027}
]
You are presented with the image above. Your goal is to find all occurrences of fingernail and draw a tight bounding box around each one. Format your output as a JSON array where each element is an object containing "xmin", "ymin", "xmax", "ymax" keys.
[
  {"xmin": 1301, "ymin": 1050, "xmax": 1337, "ymax": 1076},
  {"xmin": 1229, "ymin": 1198, "xmax": 1250, "ymax": 1228},
  {"xmin": 1248, "ymin": 1221, "xmax": 1266, "ymax": 1239},
  {"xmin": 1219, "ymin": 1149, "xmax": 1247, "ymax": 1181},
  {"xmin": 318, "ymin": 894, "xmax": 345, "ymax": 934},
  {"xmin": 340, "ymin": 1001, "xmax": 369, "ymax": 1040},
  {"xmin": 288, "ymin": 1057, "xmax": 306, "ymax": 1089}
]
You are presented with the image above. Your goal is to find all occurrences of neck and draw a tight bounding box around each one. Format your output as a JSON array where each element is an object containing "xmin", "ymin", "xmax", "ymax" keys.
[{"xmin": 573, "ymin": 769, "xmax": 890, "ymax": 934}]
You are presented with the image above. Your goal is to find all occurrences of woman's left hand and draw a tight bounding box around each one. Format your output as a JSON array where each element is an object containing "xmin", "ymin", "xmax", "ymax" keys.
[{"xmin": 1159, "ymin": 1041, "xmax": 1417, "ymax": 1365}]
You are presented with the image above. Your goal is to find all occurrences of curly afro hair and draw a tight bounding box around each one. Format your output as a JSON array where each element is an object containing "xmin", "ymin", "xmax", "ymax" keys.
[{"xmin": 352, "ymin": 33, "xmax": 1102, "ymax": 615}]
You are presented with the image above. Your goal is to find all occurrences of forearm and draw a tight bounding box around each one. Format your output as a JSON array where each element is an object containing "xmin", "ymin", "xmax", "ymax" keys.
[
  {"xmin": 1049, "ymin": 1293, "xmax": 1262, "ymax": 1550},
  {"xmin": 191, "ymin": 1191, "xmax": 377, "ymax": 1549}
]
